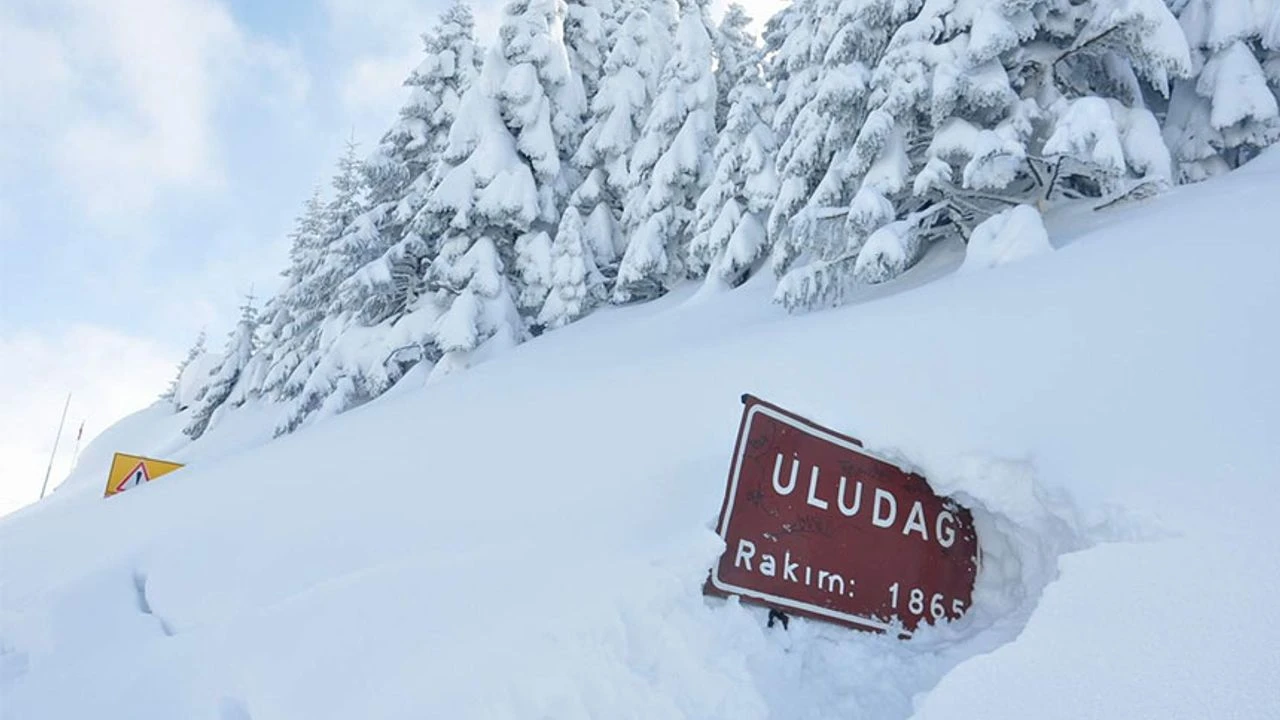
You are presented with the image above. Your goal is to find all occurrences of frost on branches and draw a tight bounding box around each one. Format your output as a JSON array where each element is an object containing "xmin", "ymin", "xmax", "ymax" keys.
[
  {"xmin": 613, "ymin": 0, "xmax": 717, "ymax": 303},
  {"xmin": 1164, "ymin": 0, "xmax": 1280, "ymax": 181},
  {"xmin": 775, "ymin": 0, "xmax": 1193, "ymax": 311}
]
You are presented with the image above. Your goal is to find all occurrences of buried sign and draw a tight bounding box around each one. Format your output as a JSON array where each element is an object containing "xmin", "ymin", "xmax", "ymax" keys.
[
  {"xmin": 704, "ymin": 395, "xmax": 978, "ymax": 635},
  {"xmin": 104, "ymin": 452, "xmax": 185, "ymax": 498}
]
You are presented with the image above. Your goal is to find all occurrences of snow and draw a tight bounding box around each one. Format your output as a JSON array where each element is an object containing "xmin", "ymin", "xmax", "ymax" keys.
[
  {"xmin": 4, "ymin": 149, "xmax": 1280, "ymax": 718},
  {"xmin": 960, "ymin": 204, "xmax": 1052, "ymax": 273}
]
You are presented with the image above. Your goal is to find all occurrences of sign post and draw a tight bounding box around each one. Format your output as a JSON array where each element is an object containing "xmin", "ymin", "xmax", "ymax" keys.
[{"xmin": 704, "ymin": 395, "xmax": 979, "ymax": 636}]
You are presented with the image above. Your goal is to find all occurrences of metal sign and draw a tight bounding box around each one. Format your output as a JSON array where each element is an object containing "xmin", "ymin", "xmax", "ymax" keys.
[
  {"xmin": 705, "ymin": 395, "xmax": 979, "ymax": 635},
  {"xmin": 104, "ymin": 452, "xmax": 185, "ymax": 498}
]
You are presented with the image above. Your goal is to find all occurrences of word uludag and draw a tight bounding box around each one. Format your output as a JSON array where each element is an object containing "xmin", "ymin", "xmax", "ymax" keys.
[
  {"xmin": 705, "ymin": 395, "xmax": 979, "ymax": 635},
  {"xmin": 762, "ymin": 451, "xmax": 964, "ymax": 549}
]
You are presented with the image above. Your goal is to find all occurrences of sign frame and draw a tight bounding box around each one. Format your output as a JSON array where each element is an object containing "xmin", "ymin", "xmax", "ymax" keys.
[{"xmin": 704, "ymin": 395, "xmax": 979, "ymax": 636}]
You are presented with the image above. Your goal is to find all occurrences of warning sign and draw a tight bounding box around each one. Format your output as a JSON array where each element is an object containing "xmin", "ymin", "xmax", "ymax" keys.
[
  {"xmin": 704, "ymin": 395, "xmax": 979, "ymax": 636},
  {"xmin": 104, "ymin": 453, "xmax": 184, "ymax": 498}
]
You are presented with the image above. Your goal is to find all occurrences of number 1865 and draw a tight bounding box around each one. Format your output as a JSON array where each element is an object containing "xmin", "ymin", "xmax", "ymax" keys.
[{"xmin": 888, "ymin": 582, "xmax": 966, "ymax": 621}]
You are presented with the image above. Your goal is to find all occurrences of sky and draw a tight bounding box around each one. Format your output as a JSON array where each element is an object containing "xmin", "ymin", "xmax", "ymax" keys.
[{"xmin": 0, "ymin": 0, "xmax": 783, "ymax": 515}]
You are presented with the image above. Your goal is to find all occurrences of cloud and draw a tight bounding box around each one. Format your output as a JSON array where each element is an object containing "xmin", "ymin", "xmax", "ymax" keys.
[
  {"xmin": 0, "ymin": 326, "xmax": 178, "ymax": 516},
  {"xmin": 324, "ymin": 0, "xmax": 451, "ymax": 145},
  {"xmin": 0, "ymin": 0, "xmax": 309, "ymax": 225}
]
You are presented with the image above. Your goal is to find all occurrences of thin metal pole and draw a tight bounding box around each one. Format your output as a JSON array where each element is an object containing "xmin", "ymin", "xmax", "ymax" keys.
[{"xmin": 39, "ymin": 394, "xmax": 71, "ymax": 500}]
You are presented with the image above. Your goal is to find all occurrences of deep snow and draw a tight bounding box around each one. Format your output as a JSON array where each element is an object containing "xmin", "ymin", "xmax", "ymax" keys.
[{"xmin": 2, "ymin": 149, "xmax": 1278, "ymax": 719}]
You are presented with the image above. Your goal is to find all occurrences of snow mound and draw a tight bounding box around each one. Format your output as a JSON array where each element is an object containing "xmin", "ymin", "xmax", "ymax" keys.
[{"xmin": 961, "ymin": 204, "xmax": 1052, "ymax": 273}]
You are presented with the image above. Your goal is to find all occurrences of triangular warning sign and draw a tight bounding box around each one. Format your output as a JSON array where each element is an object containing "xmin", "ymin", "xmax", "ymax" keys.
[
  {"xmin": 104, "ymin": 452, "xmax": 185, "ymax": 498},
  {"xmin": 114, "ymin": 462, "xmax": 150, "ymax": 493}
]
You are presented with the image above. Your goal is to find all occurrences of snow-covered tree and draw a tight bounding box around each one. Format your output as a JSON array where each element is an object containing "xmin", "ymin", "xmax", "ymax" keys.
[
  {"xmin": 538, "ymin": 206, "xmax": 606, "ymax": 327},
  {"xmin": 774, "ymin": 0, "xmax": 1193, "ymax": 310},
  {"xmin": 766, "ymin": 0, "xmax": 904, "ymax": 281},
  {"xmin": 612, "ymin": 0, "xmax": 717, "ymax": 302},
  {"xmin": 564, "ymin": 0, "xmax": 619, "ymax": 102},
  {"xmin": 420, "ymin": 0, "xmax": 579, "ymax": 378},
  {"xmin": 185, "ymin": 300, "xmax": 259, "ymax": 440},
  {"xmin": 161, "ymin": 331, "xmax": 206, "ymax": 411},
  {"xmin": 341, "ymin": 2, "xmax": 483, "ymax": 328},
  {"xmin": 710, "ymin": 4, "xmax": 756, "ymax": 132},
  {"xmin": 691, "ymin": 15, "xmax": 778, "ymax": 289},
  {"xmin": 1164, "ymin": 0, "xmax": 1280, "ymax": 181},
  {"xmin": 569, "ymin": 7, "xmax": 673, "ymax": 276},
  {"xmin": 761, "ymin": 0, "xmax": 829, "ymax": 248},
  {"xmin": 255, "ymin": 188, "xmax": 326, "ymax": 399},
  {"xmin": 265, "ymin": 142, "xmax": 371, "ymax": 417}
]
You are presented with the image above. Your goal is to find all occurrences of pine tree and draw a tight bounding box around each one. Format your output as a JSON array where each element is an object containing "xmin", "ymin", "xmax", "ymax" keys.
[
  {"xmin": 185, "ymin": 299, "xmax": 259, "ymax": 440},
  {"xmin": 612, "ymin": 0, "xmax": 717, "ymax": 303},
  {"xmin": 710, "ymin": 4, "xmax": 755, "ymax": 132},
  {"xmin": 354, "ymin": 1, "xmax": 483, "ymax": 324},
  {"xmin": 564, "ymin": 0, "xmax": 619, "ymax": 103},
  {"xmin": 1164, "ymin": 0, "xmax": 1280, "ymax": 182},
  {"xmin": 263, "ymin": 4, "xmax": 486, "ymax": 435},
  {"xmin": 691, "ymin": 13, "xmax": 778, "ymax": 289},
  {"xmin": 421, "ymin": 0, "xmax": 579, "ymax": 379},
  {"xmin": 774, "ymin": 0, "xmax": 1193, "ymax": 310},
  {"xmin": 538, "ymin": 207, "xmax": 606, "ymax": 327},
  {"xmin": 161, "ymin": 331, "xmax": 206, "ymax": 411},
  {"xmin": 257, "ymin": 188, "xmax": 326, "ymax": 398},
  {"xmin": 570, "ymin": 7, "xmax": 672, "ymax": 277},
  {"xmin": 761, "ymin": 0, "xmax": 828, "ymax": 252},
  {"xmin": 766, "ymin": 0, "xmax": 903, "ymax": 282}
]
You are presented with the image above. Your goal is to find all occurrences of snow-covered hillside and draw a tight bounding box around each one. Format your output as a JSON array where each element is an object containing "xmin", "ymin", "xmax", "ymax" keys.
[{"xmin": 3, "ymin": 150, "xmax": 1279, "ymax": 718}]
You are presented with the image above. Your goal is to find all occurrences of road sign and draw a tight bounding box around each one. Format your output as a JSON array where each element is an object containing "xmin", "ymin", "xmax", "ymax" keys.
[
  {"xmin": 104, "ymin": 453, "xmax": 184, "ymax": 498},
  {"xmin": 704, "ymin": 395, "xmax": 979, "ymax": 635}
]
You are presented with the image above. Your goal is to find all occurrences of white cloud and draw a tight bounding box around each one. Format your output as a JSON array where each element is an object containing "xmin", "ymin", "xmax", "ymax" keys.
[
  {"xmin": 325, "ymin": 0, "xmax": 447, "ymax": 145},
  {"xmin": 0, "ymin": 0, "xmax": 309, "ymax": 223},
  {"xmin": 0, "ymin": 326, "xmax": 178, "ymax": 516}
]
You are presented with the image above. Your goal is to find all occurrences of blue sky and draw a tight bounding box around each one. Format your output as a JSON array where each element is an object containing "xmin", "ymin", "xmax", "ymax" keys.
[{"xmin": 0, "ymin": 0, "xmax": 777, "ymax": 513}]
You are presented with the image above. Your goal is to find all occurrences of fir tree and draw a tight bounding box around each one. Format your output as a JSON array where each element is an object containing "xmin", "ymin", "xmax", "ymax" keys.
[
  {"xmin": 162, "ymin": 331, "xmax": 206, "ymax": 411},
  {"xmin": 185, "ymin": 299, "xmax": 259, "ymax": 440},
  {"xmin": 569, "ymin": 7, "xmax": 671, "ymax": 276},
  {"xmin": 564, "ymin": 0, "xmax": 619, "ymax": 103},
  {"xmin": 691, "ymin": 13, "xmax": 778, "ymax": 289},
  {"xmin": 774, "ymin": 0, "xmax": 1193, "ymax": 310},
  {"xmin": 710, "ymin": 4, "xmax": 756, "ymax": 132},
  {"xmin": 421, "ymin": 0, "xmax": 579, "ymax": 379},
  {"xmin": 613, "ymin": 0, "xmax": 717, "ymax": 303},
  {"xmin": 258, "ymin": 188, "xmax": 326, "ymax": 398},
  {"xmin": 761, "ymin": 0, "xmax": 828, "ymax": 249},
  {"xmin": 1164, "ymin": 0, "xmax": 1280, "ymax": 181},
  {"xmin": 538, "ymin": 206, "xmax": 606, "ymax": 327}
]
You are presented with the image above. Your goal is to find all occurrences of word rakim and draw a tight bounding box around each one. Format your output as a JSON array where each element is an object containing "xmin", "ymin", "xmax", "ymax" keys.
[
  {"xmin": 769, "ymin": 452, "xmax": 962, "ymax": 549},
  {"xmin": 733, "ymin": 538, "xmax": 853, "ymax": 596},
  {"xmin": 730, "ymin": 537, "xmax": 967, "ymax": 622}
]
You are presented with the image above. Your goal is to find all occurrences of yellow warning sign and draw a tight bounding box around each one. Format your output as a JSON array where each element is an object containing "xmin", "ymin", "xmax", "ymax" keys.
[{"xmin": 104, "ymin": 452, "xmax": 184, "ymax": 498}]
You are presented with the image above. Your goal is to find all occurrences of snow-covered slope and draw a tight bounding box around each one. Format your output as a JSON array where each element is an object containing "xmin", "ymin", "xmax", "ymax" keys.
[{"xmin": 3, "ymin": 150, "xmax": 1279, "ymax": 719}]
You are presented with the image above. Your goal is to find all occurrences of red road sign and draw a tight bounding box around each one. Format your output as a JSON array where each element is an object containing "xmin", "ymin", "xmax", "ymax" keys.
[{"xmin": 705, "ymin": 395, "xmax": 979, "ymax": 635}]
